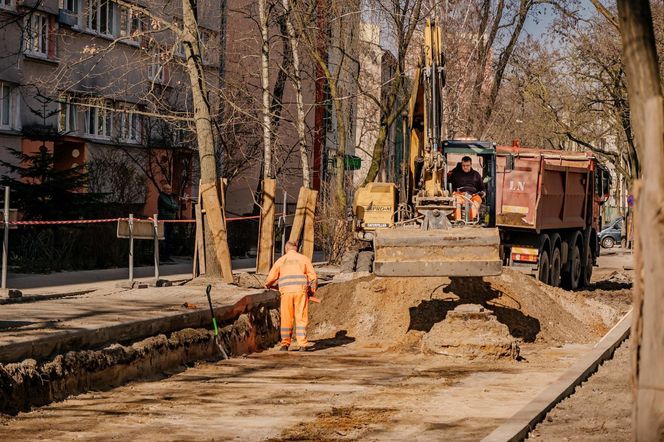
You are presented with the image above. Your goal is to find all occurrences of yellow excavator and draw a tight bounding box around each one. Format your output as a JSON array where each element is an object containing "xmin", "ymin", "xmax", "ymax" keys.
[{"xmin": 352, "ymin": 20, "xmax": 502, "ymax": 277}]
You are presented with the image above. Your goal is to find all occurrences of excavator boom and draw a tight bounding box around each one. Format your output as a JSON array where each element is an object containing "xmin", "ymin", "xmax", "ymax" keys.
[{"xmin": 354, "ymin": 20, "xmax": 502, "ymax": 278}]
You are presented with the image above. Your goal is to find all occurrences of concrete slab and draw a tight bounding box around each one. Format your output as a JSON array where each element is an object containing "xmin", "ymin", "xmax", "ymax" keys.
[
  {"xmin": 0, "ymin": 281, "xmax": 277, "ymax": 364},
  {"xmin": 481, "ymin": 309, "xmax": 632, "ymax": 442}
]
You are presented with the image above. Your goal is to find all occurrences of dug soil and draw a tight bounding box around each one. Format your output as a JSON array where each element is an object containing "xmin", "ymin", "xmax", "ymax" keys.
[{"xmin": 309, "ymin": 268, "xmax": 631, "ymax": 357}]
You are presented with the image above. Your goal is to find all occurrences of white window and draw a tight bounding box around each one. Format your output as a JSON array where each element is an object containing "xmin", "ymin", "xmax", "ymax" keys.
[
  {"xmin": 1, "ymin": 0, "xmax": 15, "ymax": 10},
  {"xmin": 59, "ymin": 99, "xmax": 78, "ymax": 133},
  {"xmin": 64, "ymin": 0, "xmax": 79, "ymax": 13},
  {"xmin": 119, "ymin": 6, "xmax": 142, "ymax": 40},
  {"xmin": 25, "ymin": 13, "xmax": 49, "ymax": 56},
  {"xmin": 148, "ymin": 52, "xmax": 165, "ymax": 83},
  {"xmin": 87, "ymin": 0, "xmax": 115, "ymax": 36},
  {"xmin": 84, "ymin": 105, "xmax": 112, "ymax": 138},
  {"xmin": 120, "ymin": 111, "xmax": 141, "ymax": 142},
  {"xmin": 0, "ymin": 83, "xmax": 13, "ymax": 128}
]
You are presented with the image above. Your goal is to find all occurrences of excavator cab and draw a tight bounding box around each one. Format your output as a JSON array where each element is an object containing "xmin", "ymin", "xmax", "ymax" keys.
[{"xmin": 442, "ymin": 140, "xmax": 497, "ymax": 227}]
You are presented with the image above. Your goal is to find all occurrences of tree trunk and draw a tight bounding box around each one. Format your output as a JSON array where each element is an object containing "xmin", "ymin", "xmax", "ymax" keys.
[
  {"xmin": 616, "ymin": 2, "xmax": 664, "ymax": 440},
  {"xmin": 182, "ymin": 0, "xmax": 232, "ymax": 281},
  {"xmin": 257, "ymin": 0, "xmax": 276, "ymax": 272},
  {"xmin": 258, "ymin": 0, "xmax": 272, "ymax": 179},
  {"xmin": 281, "ymin": 0, "xmax": 310, "ymax": 188}
]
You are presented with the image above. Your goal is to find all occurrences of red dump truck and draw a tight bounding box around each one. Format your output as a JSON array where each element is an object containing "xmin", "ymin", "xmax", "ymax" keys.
[{"xmin": 495, "ymin": 145, "xmax": 611, "ymax": 289}]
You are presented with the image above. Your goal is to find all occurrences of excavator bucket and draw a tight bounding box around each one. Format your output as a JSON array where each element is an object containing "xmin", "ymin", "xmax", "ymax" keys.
[{"xmin": 372, "ymin": 227, "xmax": 502, "ymax": 277}]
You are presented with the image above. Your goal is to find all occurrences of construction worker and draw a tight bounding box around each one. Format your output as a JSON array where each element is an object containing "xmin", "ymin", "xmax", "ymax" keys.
[
  {"xmin": 264, "ymin": 241, "xmax": 317, "ymax": 352},
  {"xmin": 448, "ymin": 156, "xmax": 485, "ymax": 222}
]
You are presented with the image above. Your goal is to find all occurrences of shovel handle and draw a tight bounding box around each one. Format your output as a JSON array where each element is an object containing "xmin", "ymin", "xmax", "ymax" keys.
[{"xmin": 205, "ymin": 285, "xmax": 219, "ymax": 336}]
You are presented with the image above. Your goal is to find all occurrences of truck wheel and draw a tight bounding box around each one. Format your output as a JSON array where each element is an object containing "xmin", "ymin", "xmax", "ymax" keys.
[
  {"xmin": 550, "ymin": 247, "xmax": 562, "ymax": 287},
  {"xmin": 538, "ymin": 250, "xmax": 550, "ymax": 285},
  {"xmin": 355, "ymin": 250, "xmax": 374, "ymax": 273},
  {"xmin": 601, "ymin": 236, "xmax": 615, "ymax": 248},
  {"xmin": 581, "ymin": 249, "xmax": 593, "ymax": 287},
  {"xmin": 562, "ymin": 245, "xmax": 581, "ymax": 290}
]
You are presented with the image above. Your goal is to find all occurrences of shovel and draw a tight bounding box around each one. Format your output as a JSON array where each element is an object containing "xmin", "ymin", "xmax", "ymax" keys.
[{"xmin": 206, "ymin": 284, "xmax": 228, "ymax": 360}]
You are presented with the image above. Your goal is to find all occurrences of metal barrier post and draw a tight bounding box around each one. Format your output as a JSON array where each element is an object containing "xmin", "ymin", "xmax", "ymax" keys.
[
  {"xmin": 2, "ymin": 186, "xmax": 8, "ymax": 290},
  {"xmin": 128, "ymin": 213, "xmax": 134, "ymax": 283},
  {"xmin": 153, "ymin": 214, "xmax": 159, "ymax": 281}
]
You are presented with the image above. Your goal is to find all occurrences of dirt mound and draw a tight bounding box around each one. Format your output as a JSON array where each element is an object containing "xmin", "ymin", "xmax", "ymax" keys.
[{"xmin": 309, "ymin": 268, "xmax": 602, "ymax": 355}]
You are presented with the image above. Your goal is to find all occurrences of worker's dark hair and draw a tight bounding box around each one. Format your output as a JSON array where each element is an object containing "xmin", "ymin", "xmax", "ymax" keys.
[{"xmin": 461, "ymin": 156, "xmax": 472, "ymax": 163}]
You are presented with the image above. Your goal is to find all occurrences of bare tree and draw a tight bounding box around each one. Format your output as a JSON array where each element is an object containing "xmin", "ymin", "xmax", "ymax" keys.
[{"xmin": 616, "ymin": 1, "xmax": 664, "ymax": 439}]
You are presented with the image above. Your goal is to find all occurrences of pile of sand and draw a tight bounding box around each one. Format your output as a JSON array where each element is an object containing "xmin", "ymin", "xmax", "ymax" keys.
[{"xmin": 308, "ymin": 268, "xmax": 605, "ymax": 357}]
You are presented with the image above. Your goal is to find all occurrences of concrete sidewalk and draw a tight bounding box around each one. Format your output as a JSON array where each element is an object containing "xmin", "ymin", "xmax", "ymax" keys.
[
  {"xmin": 7, "ymin": 251, "xmax": 326, "ymax": 292},
  {"xmin": 0, "ymin": 279, "xmax": 276, "ymax": 364}
]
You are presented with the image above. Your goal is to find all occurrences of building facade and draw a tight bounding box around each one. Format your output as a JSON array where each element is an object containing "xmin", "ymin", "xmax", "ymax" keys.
[{"xmin": 0, "ymin": 0, "xmax": 222, "ymax": 217}]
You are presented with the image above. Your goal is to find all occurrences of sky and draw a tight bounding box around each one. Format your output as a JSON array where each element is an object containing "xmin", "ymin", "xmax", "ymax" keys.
[{"xmin": 523, "ymin": 0, "xmax": 595, "ymax": 40}]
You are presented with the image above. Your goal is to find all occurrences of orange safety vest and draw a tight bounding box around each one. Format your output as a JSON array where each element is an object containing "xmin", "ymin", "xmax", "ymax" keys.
[{"xmin": 264, "ymin": 250, "xmax": 317, "ymax": 295}]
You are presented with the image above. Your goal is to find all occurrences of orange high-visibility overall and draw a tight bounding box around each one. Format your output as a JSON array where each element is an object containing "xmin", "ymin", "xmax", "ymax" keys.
[
  {"xmin": 453, "ymin": 192, "xmax": 482, "ymax": 221},
  {"xmin": 264, "ymin": 250, "xmax": 317, "ymax": 347}
]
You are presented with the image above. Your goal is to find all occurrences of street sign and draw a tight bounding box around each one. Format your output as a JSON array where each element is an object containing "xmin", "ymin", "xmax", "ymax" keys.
[{"xmin": 117, "ymin": 218, "xmax": 165, "ymax": 240}]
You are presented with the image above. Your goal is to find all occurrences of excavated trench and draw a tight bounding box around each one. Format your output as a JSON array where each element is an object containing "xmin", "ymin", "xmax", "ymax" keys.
[{"xmin": 0, "ymin": 302, "xmax": 280, "ymax": 415}]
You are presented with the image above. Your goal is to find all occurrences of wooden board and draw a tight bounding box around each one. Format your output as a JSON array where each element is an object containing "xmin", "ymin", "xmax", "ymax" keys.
[
  {"xmin": 288, "ymin": 187, "xmax": 309, "ymax": 246},
  {"xmin": 256, "ymin": 178, "xmax": 277, "ymax": 275},
  {"xmin": 194, "ymin": 191, "xmax": 206, "ymax": 276},
  {"xmin": 200, "ymin": 182, "xmax": 233, "ymax": 283},
  {"xmin": 302, "ymin": 189, "xmax": 318, "ymax": 260}
]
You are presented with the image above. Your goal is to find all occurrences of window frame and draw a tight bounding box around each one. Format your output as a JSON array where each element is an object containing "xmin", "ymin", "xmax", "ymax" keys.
[
  {"xmin": 59, "ymin": 99, "xmax": 78, "ymax": 133},
  {"xmin": 25, "ymin": 12, "xmax": 49, "ymax": 57},
  {"xmin": 0, "ymin": 82, "xmax": 14, "ymax": 129},
  {"xmin": 119, "ymin": 5, "xmax": 142, "ymax": 41},
  {"xmin": 84, "ymin": 104, "xmax": 112, "ymax": 139},
  {"xmin": 0, "ymin": 0, "xmax": 15, "ymax": 10},
  {"xmin": 86, "ymin": 0, "xmax": 116, "ymax": 37},
  {"xmin": 148, "ymin": 52, "xmax": 166, "ymax": 84},
  {"xmin": 119, "ymin": 109, "xmax": 141, "ymax": 143}
]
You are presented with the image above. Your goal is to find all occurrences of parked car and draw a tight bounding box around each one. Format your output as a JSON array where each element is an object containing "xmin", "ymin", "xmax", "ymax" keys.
[{"xmin": 600, "ymin": 217, "xmax": 623, "ymax": 248}]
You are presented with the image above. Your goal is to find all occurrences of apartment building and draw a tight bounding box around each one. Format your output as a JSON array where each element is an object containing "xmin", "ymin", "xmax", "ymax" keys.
[{"xmin": 0, "ymin": 0, "xmax": 222, "ymax": 216}]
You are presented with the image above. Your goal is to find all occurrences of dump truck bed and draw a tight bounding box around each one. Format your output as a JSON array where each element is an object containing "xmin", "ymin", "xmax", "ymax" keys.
[{"xmin": 495, "ymin": 147, "xmax": 593, "ymax": 231}]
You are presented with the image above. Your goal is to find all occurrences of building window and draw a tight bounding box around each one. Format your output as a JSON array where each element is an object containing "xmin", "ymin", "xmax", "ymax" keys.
[
  {"xmin": 25, "ymin": 13, "xmax": 49, "ymax": 56},
  {"xmin": 59, "ymin": 99, "xmax": 78, "ymax": 133},
  {"xmin": 0, "ymin": 83, "xmax": 13, "ymax": 128},
  {"xmin": 87, "ymin": 0, "xmax": 115, "ymax": 36},
  {"xmin": 64, "ymin": 0, "xmax": 79, "ymax": 13},
  {"xmin": 148, "ymin": 52, "xmax": 165, "ymax": 83},
  {"xmin": 84, "ymin": 105, "xmax": 112, "ymax": 138},
  {"xmin": 1, "ymin": 0, "xmax": 15, "ymax": 10},
  {"xmin": 119, "ymin": 6, "xmax": 142, "ymax": 40},
  {"xmin": 119, "ymin": 111, "xmax": 141, "ymax": 142}
]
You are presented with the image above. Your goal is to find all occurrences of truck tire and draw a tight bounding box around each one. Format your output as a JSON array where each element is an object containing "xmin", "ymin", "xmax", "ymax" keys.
[
  {"xmin": 355, "ymin": 250, "xmax": 374, "ymax": 273},
  {"xmin": 538, "ymin": 249, "xmax": 550, "ymax": 285},
  {"xmin": 581, "ymin": 249, "xmax": 593, "ymax": 287},
  {"xmin": 550, "ymin": 246, "xmax": 562, "ymax": 287},
  {"xmin": 562, "ymin": 244, "xmax": 581, "ymax": 290}
]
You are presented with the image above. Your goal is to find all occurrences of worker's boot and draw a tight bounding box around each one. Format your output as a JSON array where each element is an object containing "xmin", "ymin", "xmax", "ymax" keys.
[
  {"xmin": 278, "ymin": 345, "xmax": 289, "ymax": 352},
  {"xmin": 298, "ymin": 343, "xmax": 314, "ymax": 352}
]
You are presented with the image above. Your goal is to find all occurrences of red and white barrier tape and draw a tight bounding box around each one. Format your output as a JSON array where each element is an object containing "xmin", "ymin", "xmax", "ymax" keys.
[{"xmin": 6, "ymin": 212, "xmax": 296, "ymax": 226}]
